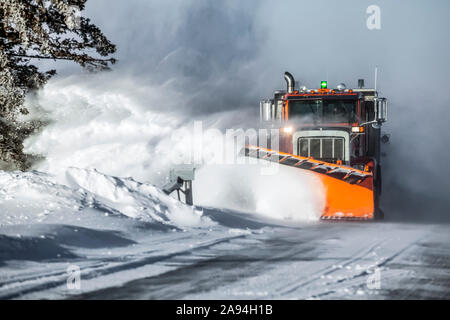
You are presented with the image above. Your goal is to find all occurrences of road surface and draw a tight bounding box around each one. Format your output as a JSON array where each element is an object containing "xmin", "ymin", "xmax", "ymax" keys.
[
  {"xmin": 75, "ymin": 211, "xmax": 450, "ymax": 300},
  {"xmin": 1, "ymin": 206, "xmax": 449, "ymax": 300}
]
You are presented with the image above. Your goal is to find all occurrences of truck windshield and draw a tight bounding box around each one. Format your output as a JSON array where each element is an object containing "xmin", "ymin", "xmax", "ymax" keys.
[{"xmin": 288, "ymin": 99, "xmax": 357, "ymax": 123}]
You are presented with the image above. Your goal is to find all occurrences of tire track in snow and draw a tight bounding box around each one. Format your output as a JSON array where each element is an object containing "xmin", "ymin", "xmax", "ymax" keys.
[
  {"xmin": 300, "ymin": 234, "xmax": 430, "ymax": 299},
  {"xmin": 0, "ymin": 233, "xmax": 248, "ymax": 299},
  {"xmin": 279, "ymin": 238, "xmax": 387, "ymax": 296}
]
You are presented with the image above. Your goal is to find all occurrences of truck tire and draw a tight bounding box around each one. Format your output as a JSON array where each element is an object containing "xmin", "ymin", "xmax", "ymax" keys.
[{"xmin": 374, "ymin": 165, "xmax": 384, "ymax": 220}]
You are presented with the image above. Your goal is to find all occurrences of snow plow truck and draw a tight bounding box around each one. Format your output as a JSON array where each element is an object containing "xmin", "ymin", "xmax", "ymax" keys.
[{"xmin": 245, "ymin": 72, "xmax": 388, "ymax": 221}]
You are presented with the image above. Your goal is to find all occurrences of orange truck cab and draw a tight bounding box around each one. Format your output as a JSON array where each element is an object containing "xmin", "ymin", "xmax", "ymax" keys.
[{"xmin": 255, "ymin": 72, "xmax": 389, "ymax": 220}]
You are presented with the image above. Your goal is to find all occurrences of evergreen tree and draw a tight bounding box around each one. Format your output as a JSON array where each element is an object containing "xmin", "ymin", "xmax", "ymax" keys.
[{"xmin": 0, "ymin": 0, "xmax": 116, "ymax": 169}]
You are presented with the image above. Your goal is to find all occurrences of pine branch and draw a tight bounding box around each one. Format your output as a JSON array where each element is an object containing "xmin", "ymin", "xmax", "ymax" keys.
[{"xmin": 10, "ymin": 53, "xmax": 115, "ymax": 63}]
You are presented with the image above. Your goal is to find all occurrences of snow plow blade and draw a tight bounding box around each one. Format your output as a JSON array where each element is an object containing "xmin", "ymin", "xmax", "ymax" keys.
[{"xmin": 243, "ymin": 145, "xmax": 375, "ymax": 221}]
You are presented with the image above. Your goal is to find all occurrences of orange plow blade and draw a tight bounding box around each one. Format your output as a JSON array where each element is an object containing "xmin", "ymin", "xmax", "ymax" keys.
[{"xmin": 243, "ymin": 146, "xmax": 374, "ymax": 221}]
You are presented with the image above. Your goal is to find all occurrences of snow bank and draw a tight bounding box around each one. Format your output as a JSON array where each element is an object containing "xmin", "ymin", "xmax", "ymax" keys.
[
  {"xmin": 0, "ymin": 169, "xmax": 210, "ymax": 229},
  {"xmin": 64, "ymin": 167, "xmax": 207, "ymax": 227}
]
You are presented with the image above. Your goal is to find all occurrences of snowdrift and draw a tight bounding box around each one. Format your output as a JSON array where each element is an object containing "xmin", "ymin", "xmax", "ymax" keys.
[{"xmin": 0, "ymin": 168, "xmax": 209, "ymax": 229}]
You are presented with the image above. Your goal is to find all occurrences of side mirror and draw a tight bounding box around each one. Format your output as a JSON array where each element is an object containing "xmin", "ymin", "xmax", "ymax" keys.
[
  {"xmin": 260, "ymin": 99, "xmax": 274, "ymax": 122},
  {"xmin": 375, "ymin": 98, "xmax": 387, "ymax": 123}
]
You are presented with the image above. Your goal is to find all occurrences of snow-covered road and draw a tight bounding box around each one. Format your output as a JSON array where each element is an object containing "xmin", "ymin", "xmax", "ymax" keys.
[
  {"xmin": 74, "ymin": 219, "xmax": 450, "ymax": 300},
  {"xmin": 1, "ymin": 183, "xmax": 449, "ymax": 300}
]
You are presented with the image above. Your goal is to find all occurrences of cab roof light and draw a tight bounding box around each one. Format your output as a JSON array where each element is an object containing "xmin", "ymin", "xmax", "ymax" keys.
[{"xmin": 321, "ymin": 81, "xmax": 327, "ymax": 89}]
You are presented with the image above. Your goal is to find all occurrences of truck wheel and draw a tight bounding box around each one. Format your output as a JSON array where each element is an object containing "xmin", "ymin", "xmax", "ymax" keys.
[
  {"xmin": 374, "ymin": 192, "xmax": 384, "ymax": 220},
  {"xmin": 374, "ymin": 167, "xmax": 384, "ymax": 220},
  {"xmin": 374, "ymin": 166, "xmax": 384, "ymax": 220},
  {"xmin": 377, "ymin": 208, "xmax": 385, "ymax": 220}
]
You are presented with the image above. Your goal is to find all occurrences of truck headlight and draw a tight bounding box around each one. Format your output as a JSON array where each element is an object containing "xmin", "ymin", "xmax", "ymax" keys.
[{"xmin": 282, "ymin": 127, "xmax": 293, "ymax": 134}]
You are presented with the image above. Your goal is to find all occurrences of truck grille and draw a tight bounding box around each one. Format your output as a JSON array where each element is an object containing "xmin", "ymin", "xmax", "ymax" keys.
[{"xmin": 297, "ymin": 137, "xmax": 345, "ymax": 161}]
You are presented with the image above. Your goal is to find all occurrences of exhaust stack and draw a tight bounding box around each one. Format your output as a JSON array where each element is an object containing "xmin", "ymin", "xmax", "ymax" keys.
[{"xmin": 284, "ymin": 72, "xmax": 295, "ymax": 93}]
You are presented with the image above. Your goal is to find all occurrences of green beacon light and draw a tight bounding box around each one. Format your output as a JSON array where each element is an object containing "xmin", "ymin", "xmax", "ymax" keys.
[{"xmin": 321, "ymin": 81, "xmax": 328, "ymax": 89}]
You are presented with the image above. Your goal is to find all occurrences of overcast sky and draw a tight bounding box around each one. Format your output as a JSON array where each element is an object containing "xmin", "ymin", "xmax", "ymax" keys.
[{"xmin": 81, "ymin": 0, "xmax": 449, "ymax": 91}]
